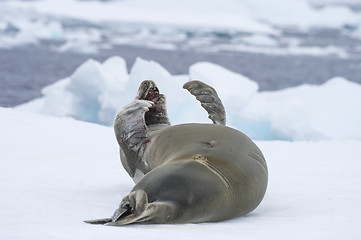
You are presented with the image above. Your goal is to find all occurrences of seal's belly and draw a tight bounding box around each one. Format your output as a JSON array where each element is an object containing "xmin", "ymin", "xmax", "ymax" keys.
[{"xmin": 145, "ymin": 123, "xmax": 267, "ymax": 172}]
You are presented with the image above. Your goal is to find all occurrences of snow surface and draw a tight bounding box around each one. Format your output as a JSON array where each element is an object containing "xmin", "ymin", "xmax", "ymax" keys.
[
  {"xmin": 16, "ymin": 56, "xmax": 361, "ymax": 142},
  {"xmin": 1, "ymin": 107, "xmax": 360, "ymax": 239}
]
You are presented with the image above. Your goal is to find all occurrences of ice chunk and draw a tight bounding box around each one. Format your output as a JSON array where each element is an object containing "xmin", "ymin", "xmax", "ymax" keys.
[
  {"xmin": 0, "ymin": 17, "xmax": 67, "ymax": 48},
  {"xmin": 55, "ymin": 40, "xmax": 99, "ymax": 54},
  {"xmin": 32, "ymin": 20, "xmax": 65, "ymax": 41},
  {"xmin": 127, "ymin": 57, "xmax": 174, "ymax": 100},
  {"xmin": 17, "ymin": 56, "xmax": 129, "ymax": 126},
  {"xmin": 238, "ymin": 34, "xmax": 278, "ymax": 47},
  {"xmin": 67, "ymin": 57, "xmax": 129, "ymax": 125},
  {"xmin": 98, "ymin": 56, "xmax": 129, "ymax": 125},
  {"xmin": 0, "ymin": 20, "xmax": 7, "ymax": 30},
  {"xmin": 41, "ymin": 78, "xmax": 72, "ymax": 117},
  {"xmin": 242, "ymin": 77, "xmax": 361, "ymax": 141},
  {"xmin": 189, "ymin": 62, "xmax": 259, "ymax": 104},
  {"xmin": 0, "ymin": 31, "xmax": 39, "ymax": 49}
]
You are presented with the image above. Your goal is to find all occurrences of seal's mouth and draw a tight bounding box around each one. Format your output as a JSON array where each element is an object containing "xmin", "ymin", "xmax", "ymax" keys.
[
  {"xmin": 145, "ymin": 87, "xmax": 159, "ymax": 101},
  {"xmin": 136, "ymin": 80, "xmax": 162, "ymax": 102}
]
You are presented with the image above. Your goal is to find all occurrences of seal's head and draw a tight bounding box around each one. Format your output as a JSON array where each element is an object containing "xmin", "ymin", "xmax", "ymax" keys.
[
  {"xmin": 135, "ymin": 80, "xmax": 161, "ymax": 101},
  {"xmin": 135, "ymin": 80, "xmax": 170, "ymax": 126}
]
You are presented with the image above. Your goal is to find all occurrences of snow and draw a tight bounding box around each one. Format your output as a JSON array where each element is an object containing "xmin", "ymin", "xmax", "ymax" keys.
[
  {"xmin": 1, "ymin": 106, "xmax": 360, "ymax": 239},
  {"xmin": 16, "ymin": 56, "xmax": 361, "ymax": 142}
]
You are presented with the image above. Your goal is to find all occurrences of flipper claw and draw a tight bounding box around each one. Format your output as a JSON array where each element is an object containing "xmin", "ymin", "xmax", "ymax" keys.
[{"xmin": 84, "ymin": 218, "xmax": 112, "ymax": 225}]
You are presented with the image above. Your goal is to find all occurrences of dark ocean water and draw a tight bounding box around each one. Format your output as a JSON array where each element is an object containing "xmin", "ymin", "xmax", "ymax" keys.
[{"xmin": 1, "ymin": 21, "xmax": 361, "ymax": 108}]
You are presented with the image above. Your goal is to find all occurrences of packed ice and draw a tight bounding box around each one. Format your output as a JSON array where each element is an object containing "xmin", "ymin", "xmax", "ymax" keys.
[{"xmin": 1, "ymin": 0, "xmax": 361, "ymax": 55}]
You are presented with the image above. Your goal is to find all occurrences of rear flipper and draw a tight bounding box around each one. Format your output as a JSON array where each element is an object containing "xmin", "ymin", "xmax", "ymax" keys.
[
  {"xmin": 183, "ymin": 80, "xmax": 226, "ymax": 125},
  {"xmin": 84, "ymin": 190, "xmax": 176, "ymax": 226}
]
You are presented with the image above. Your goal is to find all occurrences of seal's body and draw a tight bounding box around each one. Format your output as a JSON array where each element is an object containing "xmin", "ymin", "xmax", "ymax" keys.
[{"xmin": 85, "ymin": 80, "xmax": 268, "ymax": 226}]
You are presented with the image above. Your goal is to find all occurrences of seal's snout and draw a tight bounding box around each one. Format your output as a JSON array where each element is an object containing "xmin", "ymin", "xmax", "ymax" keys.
[{"xmin": 145, "ymin": 87, "xmax": 160, "ymax": 101}]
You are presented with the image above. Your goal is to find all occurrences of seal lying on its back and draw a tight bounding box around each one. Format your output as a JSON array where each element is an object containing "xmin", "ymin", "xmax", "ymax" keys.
[{"xmin": 85, "ymin": 80, "xmax": 268, "ymax": 225}]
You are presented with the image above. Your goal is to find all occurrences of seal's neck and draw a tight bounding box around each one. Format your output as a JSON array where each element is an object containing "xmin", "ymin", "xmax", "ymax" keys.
[
  {"xmin": 145, "ymin": 94, "xmax": 170, "ymax": 127},
  {"xmin": 145, "ymin": 109, "xmax": 170, "ymax": 126}
]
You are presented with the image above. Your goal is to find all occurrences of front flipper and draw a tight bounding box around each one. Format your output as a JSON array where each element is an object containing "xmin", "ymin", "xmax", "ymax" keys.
[
  {"xmin": 114, "ymin": 100, "xmax": 153, "ymax": 151},
  {"xmin": 111, "ymin": 190, "xmax": 148, "ymax": 223},
  {"xmin": 84, "ymin": 190, "xmax": 147, "ymax": 226},
  {"xmin": 114, "ymin": 100, "xmax": 154, "ymax": 178},
  {"xmin": 85, "ymin": 190, "xmax": 177, "ymax": 226},
  {"xmin": 183, "ymin": 80, "xmax": 226, "ymax": 125}
]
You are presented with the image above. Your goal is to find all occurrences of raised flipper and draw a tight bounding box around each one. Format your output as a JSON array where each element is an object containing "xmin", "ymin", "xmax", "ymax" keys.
[
  {"xmin": 114, "ymin": 99, "xmax": 153, "ymax": 151},
  {"xmin": 183, "ymin": 80, "xmax": 226, "ymax": 125},
  {"xmin": 84, "ymin": 190, "xmax": 177, "ymax": 226}
]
